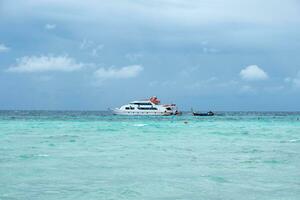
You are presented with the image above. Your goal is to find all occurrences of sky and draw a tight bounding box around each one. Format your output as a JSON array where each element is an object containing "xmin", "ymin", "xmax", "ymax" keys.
[{"xmin": 0, "ymin": 0, "xmax": 300, "ymax": 111}]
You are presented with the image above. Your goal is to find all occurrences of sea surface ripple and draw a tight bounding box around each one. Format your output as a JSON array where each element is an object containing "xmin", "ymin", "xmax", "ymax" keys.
[{"xmin": 0, "ymin": 111, "xmax": 300, "ymax": 200}]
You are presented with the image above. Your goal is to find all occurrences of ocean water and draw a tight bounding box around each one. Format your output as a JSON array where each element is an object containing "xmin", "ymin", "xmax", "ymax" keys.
[{"xmin": 0, "ymin": 111, "xmax": 300, "ymax": 200}]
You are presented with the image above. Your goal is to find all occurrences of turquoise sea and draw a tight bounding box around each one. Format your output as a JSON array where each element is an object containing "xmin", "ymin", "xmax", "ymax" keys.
[{"xmin": 0, "ymin": 111, "xmax": 300, "ymax": 200}]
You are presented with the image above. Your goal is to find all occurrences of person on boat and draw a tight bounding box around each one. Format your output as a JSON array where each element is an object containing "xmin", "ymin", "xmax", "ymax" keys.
[
  {"xmin": 150, "ymin": 96, "xmax": 160, "ymax": 104},
  {"xmin": 174, "ymin": 110, "xmax": 182, "ymax": 115}
]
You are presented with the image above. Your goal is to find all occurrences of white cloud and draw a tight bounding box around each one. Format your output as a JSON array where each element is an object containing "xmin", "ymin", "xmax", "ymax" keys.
[
  {"xmin": 240, "ymin": 65, "xmax": 268, "ymax": 81},
  {"xmin": 7, "ymin": 55, "xmax": 84, "ymax": 73},
  {"xmin": 2, "ymin": 1, "xmax": 300, "ymax": 54},
  {"xmin": 80, "ymin": 39, "xmax": 94, "ymax": 50},
  {"xmin": 79, "ymin": 39, "xmax": 103, "ymax": 57},
  {"xmin": 285, "ymin": 71, "xmax": 300, "ymax": 88},
  {"xmin": 0, "ymin": 44, "xmax": 10, "ymax": 52},
  {"xmin": 91, "ymin": 45, "xmax": 104, "ymax": 57},
  {"xmin": 94, "ymin": 65, "xmax": 143, "ymax": 80},
  {"xmin": 45, "ymin": 24, "xmax": 56, "ymax": 30},
  {"xmin": 5, "ymin": 0, "xmax": 300, "ymax": 26}
]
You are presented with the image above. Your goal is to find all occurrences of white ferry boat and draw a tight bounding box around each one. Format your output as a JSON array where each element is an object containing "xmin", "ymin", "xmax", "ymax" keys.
[{"xmin": 113, "ymin": 96, "xmax": 177, "ymax": 116}]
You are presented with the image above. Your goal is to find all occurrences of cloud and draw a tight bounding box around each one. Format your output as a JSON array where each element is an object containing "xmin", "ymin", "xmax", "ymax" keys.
[
  {"xmin": 79, "ymin": 39, "xmax": 94, "ymax": 50},
  {"xmin": 45, "ymin": 24, "xmax": 56, "ymax": 30},
  {"xmin": 91, "ymin": 45, "xmax": 104, "ymax": 57},
  {"xmin": 94, "ymin": 65, "xmax": 143, "ymax": 80},
  {"xmin": 201, "ymin": 42, "xmax": 219, "ymax": 54},
  {"xmin": 2, "ymin": 1, "xmax": 300, "ymax": 54},
  {"xmin": 4, "ymin": 0, "xmax": 300, "ymax": 26},
  {"xmin": 240, "ymin": 65, "xmax": 268, "ymax": 81},
  {"xmin": 79, "ymin": 39, "xmax": 104, "ymax": 57},
  {"xmin": 0, "ymin": 44, "xmax": 10, "ymax": 52},
  {"xmin": 7, "ymin": 55, "xmax": 84, "ymax": 73},
  {"xmin": 285, "ymin": 71, "xmax": 300, "ymax": 88}
]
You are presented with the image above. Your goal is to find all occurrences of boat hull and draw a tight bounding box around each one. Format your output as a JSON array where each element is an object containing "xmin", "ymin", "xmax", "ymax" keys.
[
  {"xmin": 113, "ymin": 109, "xmax": 173, "ymax": 116},
  {"xmin": 193, "ymin": 112, "xmax": 214, "ymax": 116}
]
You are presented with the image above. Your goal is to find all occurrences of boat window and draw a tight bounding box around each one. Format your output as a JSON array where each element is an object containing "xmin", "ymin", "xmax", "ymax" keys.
[
  {"xmin": 125, "ymin": 107, "xmax": 130, "ymax": 110},
  {"xmin": 130, "ymin": 107, "xmax": 135, "ymax": 110},
  {"xmin": 137, "ymin": 107, "xmax": 158, "ymax": 110},
  {"xmin": 166, "ymin": 107, "xmax": 172, "ymax": 111},
  {"xmin": 133, "ymin": 103, "xmax": 152, "ymax": 106}
]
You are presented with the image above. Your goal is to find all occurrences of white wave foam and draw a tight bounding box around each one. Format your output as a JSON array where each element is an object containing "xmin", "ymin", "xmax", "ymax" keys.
[{"xmin": 133, "ymin": 124, "xmax": 147, "ymax": 127}]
